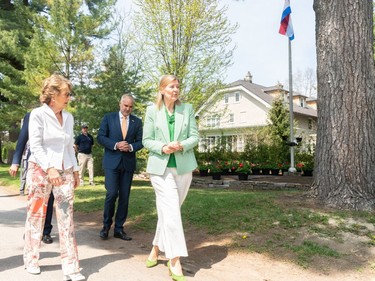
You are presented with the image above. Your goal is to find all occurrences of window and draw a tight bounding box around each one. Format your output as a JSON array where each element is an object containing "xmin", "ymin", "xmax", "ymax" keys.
[
  {"xmin": 206, "ymin": 115, "xmax": 220, "ymax": 127},
  {"xmin": 235, "ymin": 92, "xmax": 240, "ymax": 102},
  {"xmin": 224, "ymin": 94, "xmax": 228, "ymax": 104},
  {"xmin": 229, "ymin": 113, "xmax": 234, "ymax": 123}
]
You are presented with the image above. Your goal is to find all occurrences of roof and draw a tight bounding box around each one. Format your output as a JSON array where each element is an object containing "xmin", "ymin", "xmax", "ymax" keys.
[{"xmin": 196, "ymin": 79, "xmax": 317, "ymax": 118}]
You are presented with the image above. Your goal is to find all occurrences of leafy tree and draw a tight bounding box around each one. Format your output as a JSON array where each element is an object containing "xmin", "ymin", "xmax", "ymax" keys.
[
  {"xmin": 267, "ymin": 97, "xmax": 290, "ymax": 141},
  {"xmin": 78, "ymin": 16, "xmax": 153, "ymax": 175},
  {"xmin": 266, "ymin": 97, "xmax": 290, "ymax": 163},
  {"xmin": 133, "ymin": 0, "xmax": 237, "ymax": 108},
  {"xmin": 312, "ymin": 0, "xmax": 375, "ymax": 210},
  {"xmin": 0, "ymin": 0, "xmax": 42, "ymax": 163},
  {"xmin": 24, "ymin": 0, "xmax": 116, "ymax": 84}
]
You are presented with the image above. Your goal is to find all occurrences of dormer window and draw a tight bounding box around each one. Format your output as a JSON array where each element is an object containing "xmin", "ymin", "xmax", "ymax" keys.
[{"xmin": 299, "ymin": 97, "xmax": 305, "ymax": 107}]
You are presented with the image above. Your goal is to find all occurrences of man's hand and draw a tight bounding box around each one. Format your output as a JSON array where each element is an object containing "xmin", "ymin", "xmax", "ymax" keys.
[
  {"xmin": 117, "ymin": 141, "xmax": 131, "ymax": 152},
  {"xmin": 8, "ymin": 164, "xmax": 19, "ymax": 177}
]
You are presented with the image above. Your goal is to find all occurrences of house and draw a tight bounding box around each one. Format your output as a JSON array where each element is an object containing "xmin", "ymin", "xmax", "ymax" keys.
[{"xmin": 195, "ymin": 71, "xmax": 318, "ymax": 152}]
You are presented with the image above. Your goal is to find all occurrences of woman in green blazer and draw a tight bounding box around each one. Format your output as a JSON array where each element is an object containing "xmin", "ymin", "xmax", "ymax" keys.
[{"xmin": 142, "ymin": 75, "xmax": 199, "ymax": 281}]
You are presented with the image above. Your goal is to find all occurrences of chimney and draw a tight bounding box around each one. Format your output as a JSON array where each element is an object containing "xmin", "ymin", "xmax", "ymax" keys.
[{"xmin": 244, "ymin": 71, "xmax": 252, "ymax": 83}]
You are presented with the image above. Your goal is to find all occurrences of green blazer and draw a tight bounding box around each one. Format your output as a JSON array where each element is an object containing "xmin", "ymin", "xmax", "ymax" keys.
[{"xmin": 143, "ymin": 103, "xmax": 199, "ymax": 175}]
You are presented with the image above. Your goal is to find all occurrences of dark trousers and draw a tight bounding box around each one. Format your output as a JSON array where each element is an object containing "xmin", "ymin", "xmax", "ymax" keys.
[
  {"xmin": 43, "ymin": 192, "xmax": 54, "ymax": 235},
  {"xmin": 103, "ymin": 167, "xmax": 133, "ymax": 233},
  {"xmin": 19, "ymin": 158, "xmax": 28, "ymax": 193}
]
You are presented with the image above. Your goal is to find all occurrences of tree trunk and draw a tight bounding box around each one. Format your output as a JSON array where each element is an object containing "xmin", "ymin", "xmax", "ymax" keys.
[{"xmin": 311, "ymin": 0, "xmax": 375, "ymax": 211}]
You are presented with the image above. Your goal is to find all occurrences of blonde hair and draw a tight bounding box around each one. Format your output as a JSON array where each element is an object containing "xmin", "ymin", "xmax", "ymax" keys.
[
  {"xmin": 155, "ymin": 75, "xmax": 181, "ymax": 109},
  {"xmin": 39, "ymin": 74, "xmax": 72, "ymax": 105}
]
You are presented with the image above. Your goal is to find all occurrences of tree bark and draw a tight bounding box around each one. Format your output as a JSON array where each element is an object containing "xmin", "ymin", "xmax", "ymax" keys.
[{"xmin": 311, "ymin": 0, "xmax": 375, "ymax": 210}]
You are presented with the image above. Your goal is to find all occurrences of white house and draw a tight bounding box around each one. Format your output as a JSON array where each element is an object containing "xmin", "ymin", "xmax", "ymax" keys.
[{"xmin": 196, "ymin": 72, "xmax": 318, "ymax": 152}]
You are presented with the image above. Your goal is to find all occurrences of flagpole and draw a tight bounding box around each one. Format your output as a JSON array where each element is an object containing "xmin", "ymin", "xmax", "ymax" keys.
[{"xmin": 288, "ymin": 39, "xmax": 296, "ymax": 173}]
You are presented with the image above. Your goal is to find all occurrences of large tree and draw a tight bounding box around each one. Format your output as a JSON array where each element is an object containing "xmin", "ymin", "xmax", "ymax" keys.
[
  {"xmin": 311, "ymin": 0, "xmax": 375, "ymax": 210},
  {"xmin": 25, "ymin": 0, "xmax": 116, "ymax": 83},
  {"xmin": 133, "ymin": 0, "xmax": 237, "ymax": 108},
  {"xmin": 0, "ymin": 0, "xmax": 42, "ymax": 163}
]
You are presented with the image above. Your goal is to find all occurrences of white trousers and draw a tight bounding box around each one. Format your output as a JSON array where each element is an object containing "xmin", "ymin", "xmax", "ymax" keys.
[{"xmin": 150, "ymin": 168, "xmax": 192, "ymax": 259}]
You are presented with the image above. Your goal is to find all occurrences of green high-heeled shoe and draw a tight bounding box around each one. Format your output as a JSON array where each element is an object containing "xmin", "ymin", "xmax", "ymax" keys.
[
  {"xmin": 167, "ymin": 261, "xmax": 186, "ymax": 281},
  {"xmin": 146, "ymin": 258, "xmax": 158, "ymax": 268}
]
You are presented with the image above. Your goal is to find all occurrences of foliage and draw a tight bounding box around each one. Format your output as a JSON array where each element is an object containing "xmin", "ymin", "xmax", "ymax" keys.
[
  {"xmin": 208, "ymin": 160, "xmax": 223, "ymax": 173},
  {"xmin": 197, "ymin": 161, "xmax": 210, "ymax": 170},
  {"xmin": 133, "ymin": 0, "xmax": 238, "ymax": 109},
  {"xmin": 296, "ymin": 151, "xmax": 315, "ymax": 171},
  {"xmin": 265, "ymin": 96, "xmax": 292, "ymax": 163},
  {"xmin": 267, "ymin": 97, "xmax": 290, "ymax": 140},
  {"xmin": 235, "ymin": 161, "xmax": 251, "ymax": 174},
  {"xmin": 25, "ymin": 0, "xmax": 116, "ymax": 81},
  {"xmin": 0, "ymin": 1, "xmax": 39, "ymax": 146}
]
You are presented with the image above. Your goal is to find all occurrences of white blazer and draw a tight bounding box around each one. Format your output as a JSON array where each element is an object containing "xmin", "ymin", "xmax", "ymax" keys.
[{"xmin": 28, "ymin": 103, "xmax": 79, "ymax": 172}]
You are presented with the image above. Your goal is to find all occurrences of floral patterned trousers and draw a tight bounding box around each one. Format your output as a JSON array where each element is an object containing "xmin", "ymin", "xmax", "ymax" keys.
[{"xmin": 23, "ymin": 162, "xmax": 81, "ymax": 275}]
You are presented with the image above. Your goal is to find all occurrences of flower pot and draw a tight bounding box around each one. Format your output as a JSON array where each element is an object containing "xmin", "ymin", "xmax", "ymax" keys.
[
  {"xmin": 251, "ymin": 168, "xmax": 261, "ymax": 175},
  {"xmin": 302, "ymin": 170, "xmax": 313, "ymax": 176},
  {"xmin": 238, "ymin": 173, "xmax": 248, "ymax": 181},
  {"xmin": 271, "ymin": 169, "xmax": 281, "ymax": 176},
  {"xmin": 199, "ymin": 169, "xmax": 208, "ymax": 177},
  {"xmin": 221, "ymin": 169, "xmax": 230, "ymax": 175},
  {"xmin": 212, "ymin": 172, "xmax": 221, "ymax": 180},
  {"xmin": 262, "ymin": 168, "xmax": 271, "ymax": 175}
]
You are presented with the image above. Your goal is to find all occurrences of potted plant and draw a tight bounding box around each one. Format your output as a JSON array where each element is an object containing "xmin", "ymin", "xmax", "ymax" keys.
[
  {"xmin": 235, "ymin": 161, "xmax": 250, "ymax": 180},
  {"xmin": 301, "ymin": 160, "xmax": 314, "ymax": 176},
  {"xmin": 209, "ymin": 161, "xmax": 223, "ymax": 180},
  {"xmin": 250, "ymin": 163, "xmax": 261, "ymax": 175},
  {"xmin": 198, "ymin": 161, "xmax": 210, "ymax": 176},
  {"xmin": 220, "ymin": 160, "xmax": 232, "ymax": 175},
  {"xmin": 259, "ymin": 162, "xmax": 273, "ymax": 175}
]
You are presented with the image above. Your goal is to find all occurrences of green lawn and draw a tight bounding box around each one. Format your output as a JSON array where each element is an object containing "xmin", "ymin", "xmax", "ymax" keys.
[{"xmin": 1, "ymin": 163, "xmax": 374, "ymax": 270}]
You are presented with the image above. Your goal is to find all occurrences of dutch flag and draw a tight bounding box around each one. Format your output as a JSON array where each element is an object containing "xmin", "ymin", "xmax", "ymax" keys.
[{"xmin": 279, "ymin": 0, "xmax": 294, "ymax": 40}]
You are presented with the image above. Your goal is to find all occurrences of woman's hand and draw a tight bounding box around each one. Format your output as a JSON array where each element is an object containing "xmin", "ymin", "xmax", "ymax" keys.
[
  {"xmin": 162, "ymin": 141, "xmax": 183, "ymax": 154},
  {"xmin": 47, "ymin": 167, "xmax": 62, "ymax": 186}
]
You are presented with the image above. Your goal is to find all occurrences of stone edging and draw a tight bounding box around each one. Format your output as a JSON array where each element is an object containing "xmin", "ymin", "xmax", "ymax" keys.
[{"xmin": 191, "ymin": 177, "xmax": 311, "ymax": 190}]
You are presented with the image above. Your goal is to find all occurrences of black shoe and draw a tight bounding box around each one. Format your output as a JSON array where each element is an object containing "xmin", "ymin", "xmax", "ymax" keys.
[
  {"xmin": 100, "ymin": 227, "xmax": 110, "ymax": 240},
  {"xmin": 42, "ymin": 234, "xmax": 53, "ymax": 244},
  {"xmin": 114, "ymin": 230, "xmax": 132, "ymax": 241},
  {"xmin": 20, "ymin": 190, "xmax": 25, "ymax": 196}
]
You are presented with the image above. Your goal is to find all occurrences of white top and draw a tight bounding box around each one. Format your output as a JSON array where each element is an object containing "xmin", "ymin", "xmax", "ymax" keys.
[{"xmin": 28, "ymin": 103, "xmax": 79, "ymax": 172}]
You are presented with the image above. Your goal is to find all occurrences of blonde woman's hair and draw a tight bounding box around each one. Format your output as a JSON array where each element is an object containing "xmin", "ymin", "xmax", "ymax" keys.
[
  {"xmin": 155, "ymin": 75, "xmax": 181, "ymax": 109},
  {"xmin": 39, "ymin": 74, "xmax": 72, "ymax": 105}
]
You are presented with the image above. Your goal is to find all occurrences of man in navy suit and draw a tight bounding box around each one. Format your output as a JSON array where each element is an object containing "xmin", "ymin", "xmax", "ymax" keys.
[
  {"xmin": 9, "ymin": 112, "xmax": 55, "ymax": 244},
  {"xmin": 97, "ymin": 94, "xmax": 143, "ymax": 241}
]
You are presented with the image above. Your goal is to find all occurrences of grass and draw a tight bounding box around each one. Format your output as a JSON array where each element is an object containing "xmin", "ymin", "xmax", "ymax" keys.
[{"xmin": 1, "ymin": 163, "xmax": 374, "ymax": 270}]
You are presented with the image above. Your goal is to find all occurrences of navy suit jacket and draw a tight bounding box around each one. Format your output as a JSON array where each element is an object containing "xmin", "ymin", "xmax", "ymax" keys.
[
  {"xmin": 97, "ymin": 112, "xmax": 143, "ymax": 171},
  {"xmin": 12, "ymin": 112, "xmax": 30, "ymax": 165}
]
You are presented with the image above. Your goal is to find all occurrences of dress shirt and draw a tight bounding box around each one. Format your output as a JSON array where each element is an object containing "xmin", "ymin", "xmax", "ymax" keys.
[
  {"xmin": 115, "ymin": 112, "xmax": 133, "ymax": 152},
  {"xmin": 28, "ymin": 103, "xmax": 79, "ymax": 172}
]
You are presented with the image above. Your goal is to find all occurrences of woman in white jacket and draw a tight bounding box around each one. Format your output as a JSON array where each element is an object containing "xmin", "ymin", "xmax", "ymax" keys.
[{"xmin": 24, "ymin": 74, "xmax": 85, "ymax": 281}]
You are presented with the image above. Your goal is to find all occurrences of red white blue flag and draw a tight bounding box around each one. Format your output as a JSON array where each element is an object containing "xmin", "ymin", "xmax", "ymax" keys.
[{"xmin": 279, "ymin": 0, "xmax": 294, "ymax": 40}]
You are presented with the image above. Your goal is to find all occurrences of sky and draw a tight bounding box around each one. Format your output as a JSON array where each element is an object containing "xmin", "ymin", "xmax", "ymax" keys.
[{"xmin": 119, "ymin": 0, "xmax": 316, "ymax": 87}]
